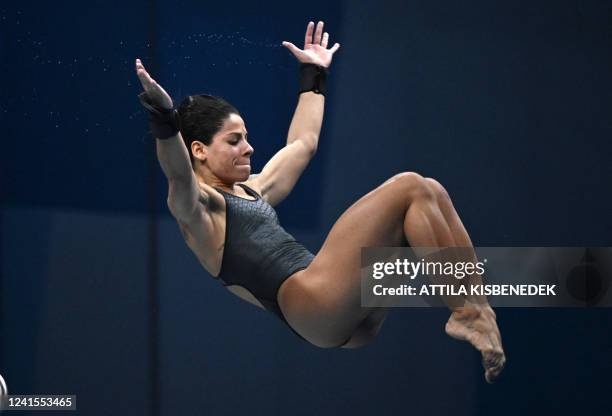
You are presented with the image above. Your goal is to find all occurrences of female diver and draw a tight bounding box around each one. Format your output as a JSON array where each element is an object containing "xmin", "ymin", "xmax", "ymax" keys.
[{"xmin": 135, "ymin": 21, "xmax": 505, "ymax": 383}]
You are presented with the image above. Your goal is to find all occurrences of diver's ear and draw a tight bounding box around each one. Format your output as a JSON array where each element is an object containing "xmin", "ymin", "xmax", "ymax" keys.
[{"xmin": 192, "ymin": 140, "xmax": 208, "ymax": 163}]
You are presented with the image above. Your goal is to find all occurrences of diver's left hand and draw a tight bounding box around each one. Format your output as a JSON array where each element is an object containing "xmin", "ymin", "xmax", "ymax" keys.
[{"xmin": 282, "ymin": 21, "xmax": 340, "ymax": 68}]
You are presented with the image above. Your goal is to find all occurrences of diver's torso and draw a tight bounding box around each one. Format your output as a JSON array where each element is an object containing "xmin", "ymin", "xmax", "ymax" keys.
[{"xmin": 176, "ymin": 179, "xmax": 270, "ymax": 308}]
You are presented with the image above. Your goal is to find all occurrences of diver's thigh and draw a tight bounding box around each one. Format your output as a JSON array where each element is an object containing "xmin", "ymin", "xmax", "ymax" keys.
[
  {"xmin": 309, "ymin": 177, "xmax": 411, "ymax": 303},
  {"xmin": 280, "ymin": 178, "xmax": 410, "ymax": 346}
]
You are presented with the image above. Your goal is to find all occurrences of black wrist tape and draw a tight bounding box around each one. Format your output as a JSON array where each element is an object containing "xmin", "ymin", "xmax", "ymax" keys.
[
  {"xmin": 138, "ymin": 92, "xmax": 180, "ymax": 140},
  {"xmin": 299, "ymin": 63, "xmax": 327, "ymax": 96}
]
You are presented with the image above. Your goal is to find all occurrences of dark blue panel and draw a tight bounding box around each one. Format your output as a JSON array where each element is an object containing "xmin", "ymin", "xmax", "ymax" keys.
[
  {"xmin": 1, "ymin": 0, "xmax": 344, "ymax": 228},
  {"xmin": 1, "ymin": 207, "xmax": 149, "ymax": 414},
  {"xmin": 1, "ymin": 1, "xmax": 152, "ymax": 213}
]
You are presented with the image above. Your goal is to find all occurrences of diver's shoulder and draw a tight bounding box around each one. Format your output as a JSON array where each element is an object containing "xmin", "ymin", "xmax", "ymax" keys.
[
  {"xmin": 196, "ymin": 181, "xmax": 225, "ymax": 212},
  {"xmin": 241, "ymin": 174, "xmax": 264, "ymax": 196}
]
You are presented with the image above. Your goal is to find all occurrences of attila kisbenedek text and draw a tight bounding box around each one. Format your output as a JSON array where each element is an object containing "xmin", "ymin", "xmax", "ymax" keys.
[{"xmin": 370, "ymin": 259, "xmax": 557, "ymax": 297}]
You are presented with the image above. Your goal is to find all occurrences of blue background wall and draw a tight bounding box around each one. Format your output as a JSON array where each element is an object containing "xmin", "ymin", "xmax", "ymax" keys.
[{"xmin": 2, "ymin": 0, "xmax": 611, "ymax": 415}]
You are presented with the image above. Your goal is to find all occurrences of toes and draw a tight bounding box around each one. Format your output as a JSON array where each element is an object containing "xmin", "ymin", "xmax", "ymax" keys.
[
  {"xmin": 482, "ymin": 349, "xmax": 506, "ymax": 383},
  {"xmin": 446, "ymin": 307, "xmax": 506, "ymax": 384},
  {"xmin": 485, "ymin": 359, "xmax": 505, "ymax": 383},
  {"xmin": 485, "ymin": 369, "xmax": 499, "ymax": 384},
  {"xmin": 482, "ymin": 349, "xmax": 504, "ymax": 368}
]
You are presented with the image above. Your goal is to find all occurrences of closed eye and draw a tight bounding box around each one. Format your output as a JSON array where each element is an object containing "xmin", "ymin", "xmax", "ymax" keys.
[{"xmin": 228, "ymin": 132, "xmax": 247, "ymax": 145}]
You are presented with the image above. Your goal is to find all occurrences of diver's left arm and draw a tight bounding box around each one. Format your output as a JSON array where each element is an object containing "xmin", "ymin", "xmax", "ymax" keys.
[
  {"xmin": 253, "ymin": 91, "xmax": 323, "ymax": 206},
  {"xmin": 252, "ymin": 21, "xmax": 340, "ymax": 206},
  {"xmin": 287, "ymin": 91, "xmax": 324, "ymax": 151}
]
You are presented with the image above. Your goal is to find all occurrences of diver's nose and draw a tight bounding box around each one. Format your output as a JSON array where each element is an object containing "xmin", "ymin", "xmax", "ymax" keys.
[{"xmin": 244, "ymin": 141, "xmax": 254, "ymax": 156}]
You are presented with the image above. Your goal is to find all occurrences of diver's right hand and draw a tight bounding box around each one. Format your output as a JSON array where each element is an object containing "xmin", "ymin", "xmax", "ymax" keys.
[{"xmin": 135, "ymin": 58, "xmax": 173, "ymax": 110}]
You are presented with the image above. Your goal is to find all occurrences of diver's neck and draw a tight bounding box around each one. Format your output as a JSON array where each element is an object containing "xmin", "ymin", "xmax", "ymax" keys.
[{"xmin": 196, "ymin": 169, "xmax": 235, "ymax": 192}]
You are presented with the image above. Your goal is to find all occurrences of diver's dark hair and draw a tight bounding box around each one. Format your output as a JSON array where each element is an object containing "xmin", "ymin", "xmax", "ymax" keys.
[{"xmin": 177, "ymin": 94, "xmax": 240, "ymax": 167}]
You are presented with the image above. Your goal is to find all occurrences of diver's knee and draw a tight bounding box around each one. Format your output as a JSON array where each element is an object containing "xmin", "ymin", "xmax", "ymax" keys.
[
  {"xmin": 388, "ymin": 172, "xmax": 434, "ymax": 202},
  {"xmin": 424, "ymin": 177, "xmax": 451, "ymax": 202}
]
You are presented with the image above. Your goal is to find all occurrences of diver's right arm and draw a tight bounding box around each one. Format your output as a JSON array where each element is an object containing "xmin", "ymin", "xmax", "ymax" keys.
[
  {"xmin": 156, "ymin": 135, "xmax": 206, "ymax": 221},
  {"xmin": 135, "ymin": 58, "xmax": 207, "ymax": 221}
]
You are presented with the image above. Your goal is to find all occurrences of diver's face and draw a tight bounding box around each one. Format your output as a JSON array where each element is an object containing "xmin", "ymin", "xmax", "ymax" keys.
[{"xmin": 206, "ymin": 113, "xmax": 254, "ymax": 183}]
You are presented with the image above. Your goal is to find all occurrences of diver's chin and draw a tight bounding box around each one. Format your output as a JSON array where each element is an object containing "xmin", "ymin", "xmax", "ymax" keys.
[
  {"xmin": 236, "ymin": 164, "xmax": 251, "ymax": 175},
  {"xmin": 233, "ymin": 167, "xmax": 251, "ymax": 182}
]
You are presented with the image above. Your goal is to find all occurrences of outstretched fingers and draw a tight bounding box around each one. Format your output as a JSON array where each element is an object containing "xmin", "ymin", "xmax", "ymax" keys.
[
  {"xmin": 282, "ymin": 41, "xmax": 305, "ymax": 59},
  {"xmin": 134, "ymin": 58, "xmax": 174, "ymax": 109},
  {"xmin": 135, "ymin": 58, "xmax": 155, "ymax": 90},
  {"xmin": 313, "ymin": 21, "xmax": 324, "ymax": 45},
  {"xmin": 304, "ymin": 21, "xmax": 314, "ymax": 47},
  {"xmin": 321, "ymin": 32, "xmax": 329, "ymax": 48},
  {"xmin": 135, "ymin": 58, "xmax": 148, "ymax": 76},
  {"xmin": 287, "ymin": 21, "xmax": 341, "ymax": 66}
]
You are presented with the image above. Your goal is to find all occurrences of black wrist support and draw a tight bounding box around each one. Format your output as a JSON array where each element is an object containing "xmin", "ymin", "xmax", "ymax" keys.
[
  {"xmin": 299, "ymin": 63, "xmax": 327, "ymax": 96},
  {"xmin": 138, "ymin": 92, "xmax": 180, "ymax": 140}
]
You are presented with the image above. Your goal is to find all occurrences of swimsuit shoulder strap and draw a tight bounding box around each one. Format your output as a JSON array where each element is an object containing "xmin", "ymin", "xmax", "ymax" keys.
[{"xmin": 237, "ymin": 183, "xmax": 262, "ymax": 200}]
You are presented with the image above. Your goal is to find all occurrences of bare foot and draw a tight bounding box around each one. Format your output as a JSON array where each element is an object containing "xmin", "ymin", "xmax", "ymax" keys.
[{"xmin": 445, "ymin": 304, "xmax": 506, "ymax": 383}]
